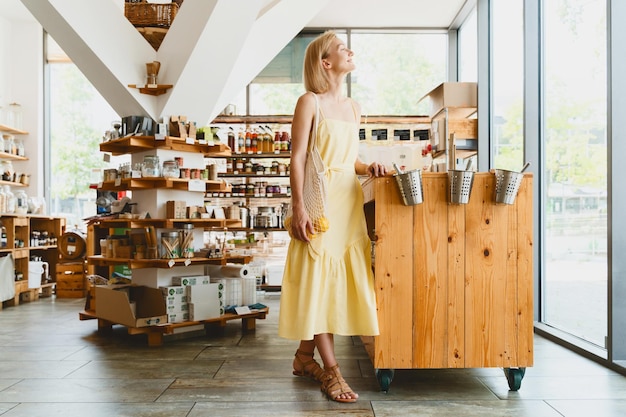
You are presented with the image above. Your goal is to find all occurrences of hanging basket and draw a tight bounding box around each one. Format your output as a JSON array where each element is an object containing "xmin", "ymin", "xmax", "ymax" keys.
[{"xmin": 124, "ymin": 1, "xmax": 180, "ymax": 28}]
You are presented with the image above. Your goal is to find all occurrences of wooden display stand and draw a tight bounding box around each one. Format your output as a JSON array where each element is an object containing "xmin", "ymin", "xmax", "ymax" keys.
[{"xmin": 361, "ymin": 172, "xmax": 533, "ymax": 391}]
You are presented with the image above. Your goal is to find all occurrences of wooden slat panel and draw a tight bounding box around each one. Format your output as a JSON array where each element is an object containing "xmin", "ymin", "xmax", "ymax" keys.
[
  {"xmin": 515, "ymin": 174, "xmax": 534, "ymax": 366},
  {"xmin": 465, "ymin": 173, "xmax": 505, "ymax": 367},
  {"xmin": 414, "ymin": 174, "xmax": 449, "ymax": 368},
  {"xmin": 373, "ymin": 177, "xmax": 414, "ymax": 369},
  {"xmin": 503, "ymin": 185, "xmax": 520, "ymax": 368},
  {"xmin": 447, "ymin": 195, "xmax": 466, "ymax": 368}
]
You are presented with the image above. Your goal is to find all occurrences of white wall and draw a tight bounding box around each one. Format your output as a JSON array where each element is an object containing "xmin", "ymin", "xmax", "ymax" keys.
[{"xmin": 0, "ymin": 15, "xmax": 45, "ymax": 200}]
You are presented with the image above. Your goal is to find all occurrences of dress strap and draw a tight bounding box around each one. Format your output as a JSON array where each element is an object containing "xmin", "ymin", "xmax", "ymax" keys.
[
  {"xmin": 312, "ymin": 93, "xmax": 326, "ymax": 121},
  {"xmin": 349, "ymin": 98, "xmax": 358, "ymax": 123}
]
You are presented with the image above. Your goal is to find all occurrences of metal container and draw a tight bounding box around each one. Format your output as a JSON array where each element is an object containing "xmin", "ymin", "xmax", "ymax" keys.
[
  {"xmin": 393, "ymin": 168, "xmax": 423, "ymax": 205},
  {"xmin": 494, "ymin": 169, "xmax": 524, "ymax": 205},
  {"xmin": 448, "ymin": 170, "xmax": 474, "ymax": 204}
]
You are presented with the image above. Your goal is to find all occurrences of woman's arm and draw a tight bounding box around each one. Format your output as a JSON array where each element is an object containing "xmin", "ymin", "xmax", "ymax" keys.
[{"xmin": 288, "ymin": 92, "xmax": 317, "ymax": 242}]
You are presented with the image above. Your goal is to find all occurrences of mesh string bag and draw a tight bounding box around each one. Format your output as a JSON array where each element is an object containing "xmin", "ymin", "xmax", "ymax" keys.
[{"xmin": 285, "ymin": 93, "xmax": 329, "ymax": 237}]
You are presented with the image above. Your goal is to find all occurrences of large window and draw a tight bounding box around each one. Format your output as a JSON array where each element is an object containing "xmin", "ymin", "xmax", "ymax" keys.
[
  {"xmin": 46, "ymin": 35, "xmax": 120, "ymax": 231},
  {"xmin": 492, "ymin": 0, "xmax": 524, "ymax": 170},
  {"xmin": 350, "ymin": 32, "xmax": 447, "ymax": 115},
  {"xmin": 542, "ymin": 0, "xmax": 607, "ymax": 347}
]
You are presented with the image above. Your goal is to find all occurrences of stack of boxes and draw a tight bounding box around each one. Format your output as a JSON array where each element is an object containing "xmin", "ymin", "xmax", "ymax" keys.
[{"xmin": 160, "ymin": 275, "xmax": 224, "ymax": 323}]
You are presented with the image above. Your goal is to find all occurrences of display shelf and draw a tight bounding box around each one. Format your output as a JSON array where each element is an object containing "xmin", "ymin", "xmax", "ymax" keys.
[
  {"xmin": 227, "ymin": 151, "xmax": 291, "ymax": 159},
  {"xmin": 0, "ymin": 180, "xmax": 26, "ymax": 187},
  {"xmin": 87, "ymin": 255, "xmax": 250, "ymax": 269},
  {"xmin": 219, "ymin": 173, "xmax": 289, "ymax": 178},
  {"xmin": 97, "ymin": 177, "xmax": 227, "ymax": 193},
  {"xmin": 0, "ymin": 152, "xmax": 28, "ymax": 161},
  {"xmin": 91, "ymin": 217, "xmax": 242, "ymax": 230},
  {"xmin": 79, "ymin": 306, "xmax": 269, "ymax": 347},
  {"xmin": 128, "ymin": 83, "xmax": 173, "ymax": 96},
  {"xmin": 0, "ymin": 124, "xmax": 28, "ymax": 135},
  {"xmin": 211, "ymin": 115, "xmax": 431, "ymax": 125},
  {"xmin": 100, "ymin": 135, "xmax": 227, "ymax": 156},
  {"xmin": 1, "ymin": 214, "xmax": 66, "ymax": 309}
]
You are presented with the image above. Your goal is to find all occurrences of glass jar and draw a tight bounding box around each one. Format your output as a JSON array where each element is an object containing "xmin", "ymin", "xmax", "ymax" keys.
[
  {"xmin": 0, "ymin": 187, "xmax": 6, "ymax": 213},
  {"xmin": 7, "ymin": 103, "xmax": 23, "ymax": 130},
  {"xmin": 141, "ymin": 155, "xmax": 160, "ymax": 177},
  {"xmin": 14, "ymin": 190, "xmax": 28, "ymax": 214},
  {"xmin": 15, "ymin": 138, "xmax": 25, "ymax": 157},
  {"xmin": 1, "ymin": 160, "xmax": 14, "ymax": 182},
  {"xmin": 4, "ymin": 186, "xmax": 15, "ymax": 214},
  {"xmin": 161, "ymin": 231, "xmax": 180, "ymax": 258},
  {"xmin": 162, "ymin": 160, "xmax": 180, "ymax": 178},
  {"xmin": 3, "ymin": 134, "xmax": 15, "ymax": 155}
]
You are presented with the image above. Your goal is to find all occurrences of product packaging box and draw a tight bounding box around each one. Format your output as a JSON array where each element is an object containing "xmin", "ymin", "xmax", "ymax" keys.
[
  {"xmin": 95, "ymin": 285, "xmax": 167, "ymax": 327},
  {"xmin": 188, "ymin": 282, "xmax": 221, "ymax": 320},
  {"xmin": 172, "ymin": 275, "xmax": 210, "ymax": 288},
  {"xmin": 419, "ymin": 82, "xmax": 477, "ymax": 117},
  {"xmin": 166, "ymin": 200, "xmax": 187, "ymax": 219}
]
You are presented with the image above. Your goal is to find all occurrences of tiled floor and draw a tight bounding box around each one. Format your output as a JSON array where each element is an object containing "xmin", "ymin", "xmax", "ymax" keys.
[{"xmin": 1, "ymin": 293, "xmax": 626, "ymax": 417}]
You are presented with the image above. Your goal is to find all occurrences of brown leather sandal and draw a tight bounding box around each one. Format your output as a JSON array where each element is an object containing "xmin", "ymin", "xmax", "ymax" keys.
[
  {"xmin": 292, "ymin": 349, "xmax": 326, "ymax": 383},
  {"xmin": 320, "ymin": 364, "xmax": 358, "ymax": 403}
]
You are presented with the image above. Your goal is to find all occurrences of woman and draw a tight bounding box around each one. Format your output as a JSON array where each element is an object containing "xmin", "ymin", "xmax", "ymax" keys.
[{"xmin": 278, "ymin": 31, "xmax": 387, "ymax": 403}]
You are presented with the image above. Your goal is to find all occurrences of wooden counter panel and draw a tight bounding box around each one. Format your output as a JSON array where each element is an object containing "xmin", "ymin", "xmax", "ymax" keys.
[
  {"xmin": 371, "ymin": 177, "xmax": 414, "ymax": 369},
  {"xmin": 413, "ymin": 174, "xmax": 453, "ymax": 368},
  {"xmin": 362, "ymin": 172, "xmax": 533, "ymax": 371}
]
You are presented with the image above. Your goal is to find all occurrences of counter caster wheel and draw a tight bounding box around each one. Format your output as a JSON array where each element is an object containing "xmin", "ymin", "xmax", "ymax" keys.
[
  {"xmin": 504, "ymin": 367, "xmax": 526, "ymax": 391},
  {"xmin": 375, "ymin": 368, "xmax": 395, "ymax": 392}
]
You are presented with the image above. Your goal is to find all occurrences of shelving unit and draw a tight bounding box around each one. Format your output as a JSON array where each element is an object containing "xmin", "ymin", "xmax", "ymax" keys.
[{"xmin": 0, "ymin": 214, "xmax": 66, "ymax": 308}]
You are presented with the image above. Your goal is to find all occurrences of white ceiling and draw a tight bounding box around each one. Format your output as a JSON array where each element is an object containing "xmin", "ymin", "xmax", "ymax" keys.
[{"xmin": 1, "ymin": 0, "xmax": 471, "ymax": 29}]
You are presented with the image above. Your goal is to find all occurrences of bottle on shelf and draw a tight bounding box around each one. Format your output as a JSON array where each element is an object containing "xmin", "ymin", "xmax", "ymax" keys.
[
  {"xmin": 15, "ymin": 190, "xmax": 28, "ymax": 214},
  {"xmin": 0, "ymin": 221, "xmax": 6, "ymax": 248},
  {"xmin": 237, "ymin": 128, "xmax": 245, "ymax": 153},
  {"xmin": 244, "ymin": 128, "xmax": 252, "ymax": 153}
]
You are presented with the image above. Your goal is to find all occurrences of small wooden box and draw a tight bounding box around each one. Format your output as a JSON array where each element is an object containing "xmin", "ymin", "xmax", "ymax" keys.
[{"xmin": 56, "ymin": 262, "xmax": 87, "ymax": 298}]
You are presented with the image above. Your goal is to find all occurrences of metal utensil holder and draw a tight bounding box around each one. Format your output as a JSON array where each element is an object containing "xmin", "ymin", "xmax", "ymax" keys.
[
  {"xmin": 494, "ymin": 169, "xmax": 524, "ymax": 205},
  {"xmin": 448, "ymin": 170, "xmax": 474, "ymax": 204},
  {"xmin": 394, "ymin": 168, "xmax": 423, "ymax": 206}
]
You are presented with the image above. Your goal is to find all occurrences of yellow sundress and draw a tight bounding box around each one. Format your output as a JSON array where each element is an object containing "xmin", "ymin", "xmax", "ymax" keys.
[{"xmin": 278, "ymin": 98, "xmax": 379, "ymax": 341}]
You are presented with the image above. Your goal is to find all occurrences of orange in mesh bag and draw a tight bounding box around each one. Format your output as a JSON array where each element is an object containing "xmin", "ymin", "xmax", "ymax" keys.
[{"xmin": 285, "ymin": 93, "xmax": 329, "ymax": 238}]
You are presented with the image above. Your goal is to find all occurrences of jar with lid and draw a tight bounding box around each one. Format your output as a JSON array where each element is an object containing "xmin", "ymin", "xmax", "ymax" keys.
[
  {"xmin": 0, "ymin": 187, "xmax": 6, "ymax": 213},
  {"xmin": 3, "ymin": 134, "xmax": 15, "ymax": 155},
  {"xmin": 1, "ymin": 160, "xmax": 14, "ymax": 182},
  {"xmin": 161, "ymin": 231, "xmax": 181, "ymax": 258},
  {"xmin": 141, "ymin": 155, "xmax": 160, "ymax": 177},
  {"xmin": 3, "ymin": 186, "xmax": 15, "ymax": 213},
  {"xmin": 7, "ymin": 103, "xmax": 23, "ymax": 130},
  {"xmin": 162, "ymin": 160, "xmax": 180, "ymax": 178},
  {"xmin": 14, "ymin": 190, "xmax": 28, "ymax": 214}
]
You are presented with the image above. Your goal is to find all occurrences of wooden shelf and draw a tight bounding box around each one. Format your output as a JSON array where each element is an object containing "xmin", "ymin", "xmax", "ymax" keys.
[
  {"xmin": 97, "ymin": 177, "xmax": 229, "ymax": 193},
  {"xmin": 224, "ymin": 151, "xmax": 291, "ymax": 159},
  {"xmin": 128, "ymin": 83, "xmax": 173, "ymax": 96},
  {"xmin": 211, "ymin": 115, "xmax": 431, "ymax": 125},
  {"xmin": 0, "ymin": 180, "xmax": 26, "ymax": 187},
  {"xmin": 100, "ymin": 135, "xmax": 227, "ymax": 156},
  {"xmin": 0, "ymin": 124, "xmax": 28, "ymax": 135},
  {"xmin": 79, "ymin": 306, "xmax": 269, "ymax": 346},
  {"xmin": 91, "ymin": 217, "xmax": 242, "ymax": 230},
  {"xmin": 87, "ymin": 255, "xmax": 252, "ymax": 269},
  {"xmin": 0, "ymin": 152, "xmax": 28, "ymax": 161}
]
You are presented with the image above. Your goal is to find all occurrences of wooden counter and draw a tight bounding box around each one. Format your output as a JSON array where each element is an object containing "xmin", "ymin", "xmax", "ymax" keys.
[{"xmin": 361, "ymin": 172, "xmax": 533, "ymax": 391}]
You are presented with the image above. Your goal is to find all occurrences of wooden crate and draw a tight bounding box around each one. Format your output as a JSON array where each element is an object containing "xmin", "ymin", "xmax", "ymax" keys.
[{"xmin": 56, "ymin": 262, "xmax": 87, "ymax": 298}]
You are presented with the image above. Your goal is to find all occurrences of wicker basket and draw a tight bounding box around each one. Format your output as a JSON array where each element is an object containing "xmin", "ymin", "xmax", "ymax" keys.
[{"xmin": 125, "ymin": 1, "xmax": 180, "ymax": 28}]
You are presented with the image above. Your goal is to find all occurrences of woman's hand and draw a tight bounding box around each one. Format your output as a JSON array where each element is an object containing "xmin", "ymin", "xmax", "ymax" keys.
[
  {"xmin": 290, "ymin": 205, "xmax": 315, "ymax": 243},
  {"xmin": 367, "ymin": 162, "xmax": 388, "ymax": 177}
]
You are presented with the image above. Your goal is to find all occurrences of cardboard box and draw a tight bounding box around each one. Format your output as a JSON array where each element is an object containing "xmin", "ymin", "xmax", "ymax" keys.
[
  {"xmin": 188, "ymin": 282, "xmax": 221, "ymax": 320},
  {"xmin": 167, "ymin": 311, "xmax": 190, "ymax": 323},
  {"xmin": 166, "ymin": 200, "xmax": 187, "ymax": 219},
  {"xmin": 172, "ymin": 275, "xmax": 210, "ymax": 288},
  {"xmin": 420, "ymin": 82, "xmax": 477, "ymax": 117},
  {"xmin": 95, "ymin": 285, "xmax": 167, "ymax": 327}
]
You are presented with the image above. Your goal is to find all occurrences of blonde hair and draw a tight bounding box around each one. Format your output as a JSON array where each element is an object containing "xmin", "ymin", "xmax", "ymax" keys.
[{"xmin": 303, "ymin": 30, "xmax": 338, "ymax": 93}]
